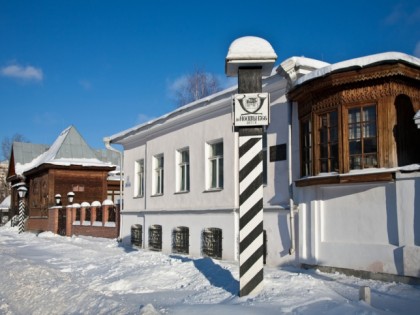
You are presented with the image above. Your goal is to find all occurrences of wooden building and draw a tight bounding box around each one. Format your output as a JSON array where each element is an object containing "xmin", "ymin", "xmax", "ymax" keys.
[{"xmin": 6, "ymin": 125, "xmax": 121, "ymax": 237}]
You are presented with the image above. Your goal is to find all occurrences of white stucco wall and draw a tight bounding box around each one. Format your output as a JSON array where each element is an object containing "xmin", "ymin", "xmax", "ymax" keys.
[
  {"xmin": 117, "ymin": 74, "xmax": 297, "ymax": 266},
  {"xmin": 297, "ymin": 172, "xmax": 420, "ymax": 278}
]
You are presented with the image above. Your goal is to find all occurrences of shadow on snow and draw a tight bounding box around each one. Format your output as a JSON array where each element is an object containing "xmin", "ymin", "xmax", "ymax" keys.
[{"xmin": 170, "ymin": 254, "xmax": 239, "ymax": 295}]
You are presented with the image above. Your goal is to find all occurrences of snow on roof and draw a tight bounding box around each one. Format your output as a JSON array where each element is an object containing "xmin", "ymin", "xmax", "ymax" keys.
[
  {"xmin": 295, "ymin": 52, "xmax": 420, "ymax": 87},
  {"xmin": 277, "ymin": 56, "xmax": 330, "ymax": 82},
  {"xmin": 107, "ymin": 63, "xmax": 284, "ymax": 145},
  {"xmin": 106, "ymin": 83, "xmax": 239, "ymax": 144},
  {"xmin": 15, "ymin": 126, "xmax": 113, "ymax": 175},
  {"xmin": 0, "ymin": 195, "xmax": 10, "ymax": 210}
]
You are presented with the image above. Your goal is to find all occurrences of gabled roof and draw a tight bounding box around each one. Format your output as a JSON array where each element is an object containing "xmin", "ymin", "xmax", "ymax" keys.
[{"xmin": 14, "ymin": 125, "xmax": 114, "ymax": 176}]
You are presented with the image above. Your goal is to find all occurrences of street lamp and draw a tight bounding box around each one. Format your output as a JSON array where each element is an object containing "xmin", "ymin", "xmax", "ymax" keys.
[
  {"xmin": 17, "ymin": 185, "xmax": 27, "ymax": 234},
  {"xmin": 55, "ymin": 194, "xmax": 62, "ymax": 206},
  {"xmin": 67, "ymin": 192, "xmax": 75, "ymax": 204}
]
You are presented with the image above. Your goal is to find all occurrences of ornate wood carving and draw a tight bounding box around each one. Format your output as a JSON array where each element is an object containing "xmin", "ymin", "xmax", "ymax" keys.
[{"xmin": 293, "ymin": 63, "xmax": 420, "ymax": 118}]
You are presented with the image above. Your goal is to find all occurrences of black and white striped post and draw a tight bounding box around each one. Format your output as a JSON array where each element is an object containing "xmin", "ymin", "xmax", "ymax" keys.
[
  {"xmin": 226, "ymin": 36, "xmax": 277, "ymax": 297},
  {"xmin": 17, "ymin": 185, "xmax": 28, "ymax": 234}
]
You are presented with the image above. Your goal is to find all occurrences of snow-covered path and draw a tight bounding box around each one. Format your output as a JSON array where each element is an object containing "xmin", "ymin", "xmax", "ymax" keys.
[{"xmin": 1, "ymin": 225, "xmax": 419, "ymax": 314}]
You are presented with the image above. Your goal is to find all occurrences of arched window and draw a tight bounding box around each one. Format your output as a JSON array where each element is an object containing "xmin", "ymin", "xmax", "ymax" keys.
[
  {"xmin": 202, "ymin": 227, "xmax": 222, "ymax": 259},
  {"xmin": 172, "ymin": 226, "xmax": 189, "ymax": 254},
  {"xmin": 149, "ymin": 225, "xmax": 162, "ymax": 251},
  {"xmin": 394, "ymin": 95, "xmax": 420, "ymax": 166},
  {"xmin": 131, "ymin": 224, "xmax": 142, "ymax": 247}
]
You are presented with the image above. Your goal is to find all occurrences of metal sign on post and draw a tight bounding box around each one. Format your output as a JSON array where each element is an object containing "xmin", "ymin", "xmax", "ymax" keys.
[
  {"xmin": 233, "ymin": 93, "xmax": 270, "ymax": 127},
  {"xmin": 226, "ymin": 36, "xmax": 277, "ymax": 297}
]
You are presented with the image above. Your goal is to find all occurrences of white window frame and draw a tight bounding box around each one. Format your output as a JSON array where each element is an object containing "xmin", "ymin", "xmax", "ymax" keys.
[
  {"xmin": 176, "ymin": 148, "xmax": 190, "ymax": 193},
  {"xmin": 134, "ymin": 159, "xmax": 145, "ymax": 198},
  {"xmin": 153, "ymin": 154, "xmax": 164, "ymax": 195},
  {"xmin": 206, "ymin": 140, "xmax": 223, "ymax": 190}
]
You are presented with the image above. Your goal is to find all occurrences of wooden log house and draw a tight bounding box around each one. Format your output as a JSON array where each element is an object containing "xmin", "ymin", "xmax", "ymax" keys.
[{"xmin": 6, "ymin": 125, "xmax": 122, "ymax": 238}]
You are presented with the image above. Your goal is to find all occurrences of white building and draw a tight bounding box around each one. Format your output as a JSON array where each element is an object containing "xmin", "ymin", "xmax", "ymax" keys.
[{"xmin": 106, "ymin": 51, "xmax": 420, "ymax": 281}]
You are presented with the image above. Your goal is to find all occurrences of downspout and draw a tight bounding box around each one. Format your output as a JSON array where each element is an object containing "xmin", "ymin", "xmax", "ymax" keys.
[
  {"xmin": 288, "ymin": 100, "xmax": 295, "ymax": 255},
  {"xmin": 103, "ymin": 137, "xmax": 124, "ymax": 239}
]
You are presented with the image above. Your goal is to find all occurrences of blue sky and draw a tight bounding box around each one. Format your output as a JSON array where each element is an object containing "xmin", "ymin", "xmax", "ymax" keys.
[{"xmin": 1, "ymin": 0, "xmax": 419, "ymax": 157}]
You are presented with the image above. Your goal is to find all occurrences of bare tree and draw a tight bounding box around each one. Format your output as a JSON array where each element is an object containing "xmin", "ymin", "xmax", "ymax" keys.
[
  {"xmin": 174, "ymin": 68, "xmax": 222, "ymax": 107},
  {"xmin": 1, "ymin": 133, "xmax": 29, "ymax": 161}
]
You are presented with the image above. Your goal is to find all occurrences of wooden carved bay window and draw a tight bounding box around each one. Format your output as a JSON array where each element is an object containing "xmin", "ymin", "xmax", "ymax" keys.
[
  {"xmin": 300, "ymin": 103, "xmax": 378, "ymax": 177},
  {"xmin": 293, "ymin": 61, "xmax": 420, "ymax": 186}
]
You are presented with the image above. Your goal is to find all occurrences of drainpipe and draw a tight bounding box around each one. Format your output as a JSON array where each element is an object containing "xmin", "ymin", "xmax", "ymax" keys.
[
  {"xmin": 103, "ymin": 137, "xmax": 124, "ymax": 239},
  {"xmin": 288, "ymin": 100, "xmax": 295, "ymax": 255}
]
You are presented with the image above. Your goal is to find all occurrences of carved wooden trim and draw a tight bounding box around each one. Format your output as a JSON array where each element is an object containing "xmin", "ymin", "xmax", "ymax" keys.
[{"xmin": 294, "ymin": 63, "xmax": 420, "ymax": 118}]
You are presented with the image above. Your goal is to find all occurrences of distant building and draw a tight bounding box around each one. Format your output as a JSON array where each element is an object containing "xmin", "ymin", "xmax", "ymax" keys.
[
  {"xmin": 0, "ymin": 160, "xmax": 9, "ymax": 203},
  {"xmin": 0, "ymin": 195, "xmax": 10, "ymax": 225},
  {"xmin": 6, "ymin": 125, "xmax": 122, "ymax": 238},
  {"xmin": 107, "ymin": 51, "xmax": 420, "ymax": 282}
]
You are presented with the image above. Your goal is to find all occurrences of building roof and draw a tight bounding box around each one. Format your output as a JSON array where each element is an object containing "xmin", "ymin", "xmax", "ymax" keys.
[
  {"xmin": 294, "ymin": 52, "xmax": 420, "ymax": 87},
  {"xmin": 14, "ymin": 125, "xmax": 114, "ymax": 176},
  {"xmin": 12, "ymin": 142, "xmax": 49, "ymax": 165},
  {"xmin": 0, "ymin": 195, "xmax": 10, "ymax": 210}
]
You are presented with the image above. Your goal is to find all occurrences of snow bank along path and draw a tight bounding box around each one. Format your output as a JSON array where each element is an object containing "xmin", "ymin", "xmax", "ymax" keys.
[{"xmin": 1, "ymin": 225, "xmax": 419, "ymax": 314}]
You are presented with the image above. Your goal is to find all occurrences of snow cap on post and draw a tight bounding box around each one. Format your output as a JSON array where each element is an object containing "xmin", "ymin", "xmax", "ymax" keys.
[{"xmin": 225, "ymin": 36, "xmax": 277, "ymax": 77}]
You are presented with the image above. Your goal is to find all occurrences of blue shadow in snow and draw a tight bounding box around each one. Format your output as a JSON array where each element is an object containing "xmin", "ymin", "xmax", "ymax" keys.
[{"xmin": 170, "ymin": 255, "xmax": 239, "ymax": 295}]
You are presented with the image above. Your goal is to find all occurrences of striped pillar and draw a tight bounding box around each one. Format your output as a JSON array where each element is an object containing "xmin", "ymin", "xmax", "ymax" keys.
[
  {"xmin": 239, "ymin": 131, "xmax": 264, "ymax": 296},
  {"xmin": 18, "ymin": 199, "xmax": 25, "ymax": 234}
]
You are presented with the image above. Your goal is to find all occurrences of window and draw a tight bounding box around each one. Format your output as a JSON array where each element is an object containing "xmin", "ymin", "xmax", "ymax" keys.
[
  {"xmin": 172, "ymin": 226, "xmax": 189, "ymax": 254},
  {"xmin": 202, "ymin": 227, "xmax": 222, "ymax": 259},
  {"xmin": 207, "ymin": 141, "xmax": 223, "ymax": 190},
  {"xmin": 149, "ymin": 225, "xmax": 162, "ymax": 251},
  {"xmin": 131, "ymin": 224, "xmax": 142, "ymax": 247},
  {"xmin": 394, "ymin": 95, "xmax": 420, "ymax": 166},
  {"xmin": 177, "ymin": 149, "xmax": 190, "ymax": 192},
  {"xmin": 347, "ymin": 105, "xmax": 377, "ymax": 170},
  {"xmin": 300, "ymin": 104, "xmax": 378, "ymax": 177},
  {"xmin": 153, "ymin": 155, "xmax": 164, "ymax": 195},
  {"xmin": 318, "ymin": 111, "xmax": 338, "ymax": 173},
  {"xmin": 135, "ymin": 159, "xmax": 145, "ymax": 197},
  {"xmin": 301, "ymin": 118, "xmax": 312, "ymax": 177}
]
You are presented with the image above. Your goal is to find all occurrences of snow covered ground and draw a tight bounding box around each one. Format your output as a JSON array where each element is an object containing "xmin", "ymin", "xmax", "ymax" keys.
[{"xmin": 1, "ymin": 225, "xmax": 419, "ymax": 315}]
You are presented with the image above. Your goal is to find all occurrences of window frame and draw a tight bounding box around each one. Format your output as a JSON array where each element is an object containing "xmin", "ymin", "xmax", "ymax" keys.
[
  {"xmin": 176, "ymin": 148, "xmax": 190, "ymax": 193},
  {"xmin": 314, "ymin": 110, "xmax": 339, "ymax": 174},
  {"xmin": 206, "ymin": 140, "xmax": 224, "ymax": 190},
  {"xmin": 152, "ymin": 154, "xmax": 164, "ymax": 196},
  {"xmin": 344, "ymin": 103, "xmax": 378, "ymax": 171},
  {"xmin": 300, "ymin": 102, "xmax": 379, "ymax": 177},
  {"xmin": 134, "ymin": 159, "xmax": 145, "ymax": 198}
]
